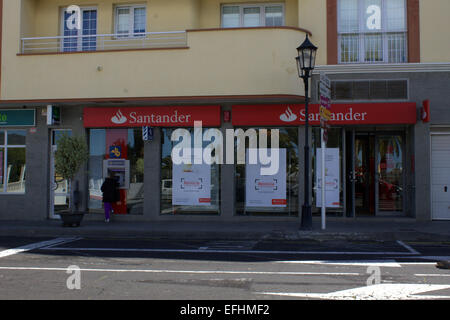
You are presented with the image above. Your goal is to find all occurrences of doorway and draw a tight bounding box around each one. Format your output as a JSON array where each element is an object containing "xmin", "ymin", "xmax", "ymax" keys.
[
  {"xmin": 431, "ymin": 133, "xmax": 450, "ymax": 220},
  {"xmin": 49, "ymin": 129, "xmax": 72, "ymax": 219},
  {"xmin": 346, "ymin": 130, "xmax": 404, "ymax": 217}
]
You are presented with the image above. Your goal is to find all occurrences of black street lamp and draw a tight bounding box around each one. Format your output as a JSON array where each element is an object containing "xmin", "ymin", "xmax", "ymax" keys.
[{"xmin": 296, "ymin": 34, "xmax": 318, "ymax": 230}]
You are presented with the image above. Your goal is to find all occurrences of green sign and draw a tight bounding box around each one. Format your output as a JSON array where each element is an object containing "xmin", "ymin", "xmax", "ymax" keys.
[{"xmin": 0, "ymin": 109, "xmax": 35, "ymax": 127}]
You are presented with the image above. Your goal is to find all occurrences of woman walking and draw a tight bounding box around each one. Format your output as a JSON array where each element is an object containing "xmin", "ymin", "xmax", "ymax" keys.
[{"xmin": 101, "ymin": 172, "xmax": 120, "ymax": 222}]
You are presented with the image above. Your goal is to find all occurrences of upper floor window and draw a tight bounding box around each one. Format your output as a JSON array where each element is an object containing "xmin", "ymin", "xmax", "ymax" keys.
[
  {"xmin": 338, "ymin": 0, "xmax": 407, "ymax": 64},
  {"xmin": 221, "ymin": 3, "xmax": 284, "ymax": 28},
  {"xmin": 115, "ymin": 5, "xmax": 147, "ymax": 37},
  {"xmin": 61, "ymin": 7, "xmax": 97, "ymax": 52}
]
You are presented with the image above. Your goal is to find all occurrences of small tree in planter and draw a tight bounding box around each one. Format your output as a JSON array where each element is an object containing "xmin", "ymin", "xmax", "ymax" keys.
[{"xmin": 54, "ymin": 133, "xmax": 89, "ymax": 226}]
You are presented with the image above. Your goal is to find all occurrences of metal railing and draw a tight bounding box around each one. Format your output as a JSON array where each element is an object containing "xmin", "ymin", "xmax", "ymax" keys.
[{"xmin": 21, "ymin": 31, "xmax": 187, "ymax": 54}]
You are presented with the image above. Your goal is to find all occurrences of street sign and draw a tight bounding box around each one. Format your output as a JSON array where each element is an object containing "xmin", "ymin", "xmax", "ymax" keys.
[
  {"xmin": 319, "ymin": 73, "xmax": 331, "ymax": 230},
  {"xmin": 142, "ymin": 126, "xmax": 153, "ymax": 141},
  {"xmin": 47, "ymin": 105, "xmax": 61, "ymax": 126},
  {"xmin": 320, "ymin": 73, "xmax": 331, "ymax": 143}
]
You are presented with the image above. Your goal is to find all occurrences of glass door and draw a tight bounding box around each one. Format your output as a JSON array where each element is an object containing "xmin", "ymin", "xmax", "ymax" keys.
[
  {"xmin": 345, "ymin": 130, "xmax": 404, "ymax": 217},
  {"xmin": 49, "ymin": 130, "xmax": 72, "ymax": 219},
  {"xmin": 376, "ymin": 135, "xmax": 404, "ymax": 214},
  {"xmin": 354, "ymin": 133, "xmax": 376, "ymax": 215}
]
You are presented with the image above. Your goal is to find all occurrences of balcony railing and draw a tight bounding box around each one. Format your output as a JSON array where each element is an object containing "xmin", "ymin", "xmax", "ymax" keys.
[{"xmin": 20, "ymin": 31, "xmax": 187, "ymax": 54}]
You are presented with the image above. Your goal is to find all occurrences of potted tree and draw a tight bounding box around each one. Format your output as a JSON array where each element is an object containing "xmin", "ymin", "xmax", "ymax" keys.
[{"xmin": 54, "ymin": 133, "xmax": 89, "ymax": 227}]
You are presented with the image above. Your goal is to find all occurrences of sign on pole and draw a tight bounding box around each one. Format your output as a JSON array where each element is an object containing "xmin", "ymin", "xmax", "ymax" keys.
[
  {"xmin": 319, "ymin": 74, "xmax": 331, "ymax": 230},
  {"xmin": 142, "ymin": 126, "xmax": 153, "ymax": 141}
]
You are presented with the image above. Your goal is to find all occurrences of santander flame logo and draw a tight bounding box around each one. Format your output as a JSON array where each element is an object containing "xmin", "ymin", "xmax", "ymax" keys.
[
  {"xmin": 111, "ymin": 110, "xmax": 127, "ymax": 124},
  {"xmin": 279, "ymin": 106, "xmax": 297, "ymax": 122}
]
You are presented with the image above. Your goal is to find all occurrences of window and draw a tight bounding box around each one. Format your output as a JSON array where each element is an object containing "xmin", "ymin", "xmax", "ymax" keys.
[
  {"xmin": 222, "ymin": 4, "xmax": 284, "ymax": 28},
  {"xmin": 115, "ymin": 5, "xmax": 147, "ymax": 37},
  {"xmin": 88, "ymin": 129, "xmax": 144, "ymax": 215},
  {"xmin": 0, "ymin": 130, "xmax": 26, "ymax": 193},
  {"xmin": 61, "ymin": 7, "xmax": 97, "ymax": 52},
  {"xmin": 338, "ymin": 0, "xmax": 407, "ymax": 63},
  {"xmin": 235, "ymin": 128, "xmax": 298, "ymax": 216},
  {"xmin": 325, "ymin": 79, "xmax": 408, "ymax": 101},
  {"xmin": 161, "ymin": 128, "xmax": 220, "ymax": 215}
]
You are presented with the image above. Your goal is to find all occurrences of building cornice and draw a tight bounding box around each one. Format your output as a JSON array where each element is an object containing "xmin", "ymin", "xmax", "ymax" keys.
[{"xmin": 313, "ymin": 63, "xmax": 450, "ymax": 75}]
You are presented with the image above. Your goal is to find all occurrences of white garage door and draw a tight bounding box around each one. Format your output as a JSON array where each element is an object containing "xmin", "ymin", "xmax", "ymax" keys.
[{"xmin": 432, "ymin": 134, "xmax": 450, "ymax": 220}]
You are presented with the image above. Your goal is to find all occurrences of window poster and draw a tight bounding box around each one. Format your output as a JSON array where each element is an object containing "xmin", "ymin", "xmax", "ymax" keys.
[
  {"xmin": 316, "ymin": 148, "xmax": 340, "ymax": 208},
  {"xmin": 245, "ymin": 148, "xmax": 287, "ymax": 207},
  {"xmin": 172, "ymin": 162, "xmax": 211, "ymax": 206}
]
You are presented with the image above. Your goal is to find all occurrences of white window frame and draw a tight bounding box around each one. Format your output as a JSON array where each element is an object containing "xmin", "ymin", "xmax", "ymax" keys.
[
  {"xmin": 337, "ymin": 0, "xmax": 408, "ymax": 64},
  {"xmin": 114, "ymin": 5, "xmax": 147, "ymax": 38},
  {"xmin": 0, "ymin": 130, "xmax": 27, "ymax": 194},
  {"xmin": 60, "ymin": 6, "xmax": 98, "ymax": 52},
  {"xmin": 221, "ymin": 3, "xmax": 285, "ymax": 28}
]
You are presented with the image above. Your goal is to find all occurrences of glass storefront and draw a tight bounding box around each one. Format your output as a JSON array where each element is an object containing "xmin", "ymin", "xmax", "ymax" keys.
[
  {"xmin": 161, "ymin": 128, "xmax": 221, "ymax": 215},
  {"xmin": 88, "ymin": 128, "xmax": 144, "ymax": 215},
  {"xmin": 84, "ymin": 125, "xmax": 405, "ymax": 219},
  {"xmin": 235, "ymin": 128, "xmax": 299, "ymax": 216}
]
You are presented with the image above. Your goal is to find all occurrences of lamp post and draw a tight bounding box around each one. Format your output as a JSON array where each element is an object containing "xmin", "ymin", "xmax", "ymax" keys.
[{"xmin": 296, "ymin": 34, "xmax": 318, "ymax": 230}]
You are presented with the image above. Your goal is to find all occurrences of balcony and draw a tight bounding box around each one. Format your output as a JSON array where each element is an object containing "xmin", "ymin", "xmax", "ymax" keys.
[
  {"xmin": 20, "ymin": 31, "xmax": 188, "ymax": 54},
  {"xmin": 5, "ymin": 27, "xmax": 313, "ymax": 101}
]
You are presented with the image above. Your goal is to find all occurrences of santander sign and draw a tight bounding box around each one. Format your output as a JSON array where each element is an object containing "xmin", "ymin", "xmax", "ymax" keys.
[
  {"xmin": 232, "ymin": 103, "xmax": 417, "ymax": 126},
  {"xmin": 84, "ymin": 105, "xmax": 221, "ymax": 128}
]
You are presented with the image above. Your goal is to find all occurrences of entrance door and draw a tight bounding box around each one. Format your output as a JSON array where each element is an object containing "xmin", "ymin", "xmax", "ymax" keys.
[
  {"xmin": 49, "ymin": 130, "xmax": 72, "ymax": 219},
  {"xmin": 346, "ymin": 130, "xmax": 404, "ymax": 216},
  {"xmin": 354, "ymin": 133, "xmax": 376, "ymax": 215},
  {"xmin": 431, "ymin": 134, "xmax": 450, "ymax": 220}
]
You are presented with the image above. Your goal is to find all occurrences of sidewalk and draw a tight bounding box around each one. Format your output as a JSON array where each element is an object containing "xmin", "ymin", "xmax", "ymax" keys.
[{"xmin": 1, "ymin": 216, "xmax": 450, "ymax": 241}]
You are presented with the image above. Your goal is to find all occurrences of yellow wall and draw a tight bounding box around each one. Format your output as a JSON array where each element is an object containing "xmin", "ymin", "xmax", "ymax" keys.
[
  {"xmin": 420, "ymin": 0, "xmax": 450, "ymax": 63},
  {"xmin": 298, "ymin": 0, "xmax": 326, "ymax": 66},
  {"xmin": 2, "ymin": 1, "xmax": 308, "ymax": 100}
]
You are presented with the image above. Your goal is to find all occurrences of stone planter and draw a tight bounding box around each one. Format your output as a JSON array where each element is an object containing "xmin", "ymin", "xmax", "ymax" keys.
[{"xmin": 58, "ymin": 211, "xmax": 85, "ymax": 227}]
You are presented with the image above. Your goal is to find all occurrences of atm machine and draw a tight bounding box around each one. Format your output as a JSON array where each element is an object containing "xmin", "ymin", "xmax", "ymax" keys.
[{"xmin": 103, "ymin": 159, "xmax": 130, "ymax": 214}]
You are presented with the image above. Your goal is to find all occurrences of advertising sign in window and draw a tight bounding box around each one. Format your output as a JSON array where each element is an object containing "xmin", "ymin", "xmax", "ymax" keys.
[
  {"xmin": 245, "ymin": 148, "xmax": 287, "ymax": 207},
  {"xmin": 315, "ymin": 148, "xmax": 340, "ymax": 208},
  {"xmin": 172, "ymin": 162, "xmax": 211, "ymax": 206}
]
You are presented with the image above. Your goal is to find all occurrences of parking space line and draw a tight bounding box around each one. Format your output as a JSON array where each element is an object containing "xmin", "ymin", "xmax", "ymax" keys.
[
  {"xmin": 396, "ymin": 241, "xmax": 421, "ymax": 255},
  {"xmin": 0, "ymin": 237, "xmax": 81, "ymax": 259}
]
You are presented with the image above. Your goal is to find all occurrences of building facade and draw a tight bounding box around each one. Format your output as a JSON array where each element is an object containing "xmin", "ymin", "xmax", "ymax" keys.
[{"xmin": 0, "ymin": 0, "xmax": 449, "ymax": 222}]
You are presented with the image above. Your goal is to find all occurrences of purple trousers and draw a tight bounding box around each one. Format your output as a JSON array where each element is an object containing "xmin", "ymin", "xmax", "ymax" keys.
[{"xmin": 104, "ymin": 202, "xmax": 112, "ymax": 220}]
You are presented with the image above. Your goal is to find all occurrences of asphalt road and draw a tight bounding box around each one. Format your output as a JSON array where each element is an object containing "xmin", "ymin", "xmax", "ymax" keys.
[{"xmin": 1, "ymin": 236, "xmax": 450, "ymax": 303}]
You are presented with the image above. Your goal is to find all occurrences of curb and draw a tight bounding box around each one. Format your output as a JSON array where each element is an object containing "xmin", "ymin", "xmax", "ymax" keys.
[{"xmin": 2, "ymin": 225, "xmax": 450, "ymax": 242}]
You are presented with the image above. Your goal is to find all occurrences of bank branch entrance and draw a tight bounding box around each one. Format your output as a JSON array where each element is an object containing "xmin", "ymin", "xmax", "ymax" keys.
[{"xmin": 345, "ymin": 131, "xmax": 405, "ymax": 217}]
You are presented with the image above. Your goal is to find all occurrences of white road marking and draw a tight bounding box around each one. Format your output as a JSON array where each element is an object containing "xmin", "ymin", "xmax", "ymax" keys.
[
  {"xmin": 258, "ymin": 284, "xmax": 450, "ymax": 300},
  {"xmin": 39, "ymin": 246, "xmax": 417, "ymax": 256},
  {"xmin": 0, "ymin": 266, "xmax": 361, "ymax": 276},
  {"xmin": 396, "ymin": 241, "xmax": 421, "ymax": 255},
  {"xmin": 415, "ymin": 274, "xmax": 450, "ymax": 277},
  {"xmin": 275, "ymin": 260, "xmax": 403, "ymax": 267},
  {"xmin": 0, "ymin": 237, "xmax": 81, "ymax": 259}
]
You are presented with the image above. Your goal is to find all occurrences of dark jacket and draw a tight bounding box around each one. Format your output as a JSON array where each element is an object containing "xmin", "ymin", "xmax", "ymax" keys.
[{"xmin": 101, "ymin": 177, "xmax": 120, "ymax": 203}]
